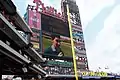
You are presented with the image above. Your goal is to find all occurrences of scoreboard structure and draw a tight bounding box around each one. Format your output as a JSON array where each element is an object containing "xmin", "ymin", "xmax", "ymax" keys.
[{"xmin": 24, "ymin": 0, "xmax": 89, "ymax": 76}]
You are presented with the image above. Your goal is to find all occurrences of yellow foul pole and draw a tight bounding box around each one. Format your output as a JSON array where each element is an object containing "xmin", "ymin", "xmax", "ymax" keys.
[{"xmin": 66, "ymin": 4, "xmax": 79, "ymax": 80}]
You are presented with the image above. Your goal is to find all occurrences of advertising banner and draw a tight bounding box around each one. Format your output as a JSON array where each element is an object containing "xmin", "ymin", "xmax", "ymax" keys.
[
  {"xmin": 31, "ymin": 42, "xmax": 39, "ymax": 49},
  {"xmin": 72, "ymin": 25, "xmax": 85, "ymax": 54},
  {"xmin": 80, "ymin": 71, "xmax": 108, "ymax": 77},
  {"xmin": 30, "ymin": 32, "xmax": 40, "ymax": 51},
  {"xmin": 28, "ymin": 10, "xmax": 41, "ymax": 30},
  {"xmin": 30, "ymin": 32, "xmax": 39, "ymax": 42}
]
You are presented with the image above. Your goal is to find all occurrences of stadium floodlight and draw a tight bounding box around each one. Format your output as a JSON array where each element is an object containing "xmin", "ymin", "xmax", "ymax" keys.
[{"xmin": 0, "ymin": 0, "xmax": 16, "ymax": 15}]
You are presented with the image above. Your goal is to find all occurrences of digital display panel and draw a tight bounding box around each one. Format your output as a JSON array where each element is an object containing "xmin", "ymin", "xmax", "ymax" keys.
[{"xmin": 41, "ymin": 14, "xmax": 72, "ymax": 57}]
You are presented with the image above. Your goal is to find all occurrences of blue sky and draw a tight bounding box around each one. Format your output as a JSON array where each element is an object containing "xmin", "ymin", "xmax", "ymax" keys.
[{"xmin": 12, "ymin": 0, "xmax": 120, "ymax": 73}]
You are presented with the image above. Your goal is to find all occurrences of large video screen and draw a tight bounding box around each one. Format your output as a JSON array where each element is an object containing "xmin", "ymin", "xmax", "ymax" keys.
[{"xmin": 41, "ymin": 14, "xmax": 72, "ymax": 57}]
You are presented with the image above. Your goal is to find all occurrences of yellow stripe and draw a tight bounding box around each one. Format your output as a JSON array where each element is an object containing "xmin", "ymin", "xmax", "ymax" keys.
[{"xmin": 66, "ymin": 4, "xmax": 79, "ymax": 80}]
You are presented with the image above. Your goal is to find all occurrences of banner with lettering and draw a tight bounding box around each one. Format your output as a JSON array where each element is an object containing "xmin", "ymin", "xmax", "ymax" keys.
[{"xmin": 28, "ymin": 10, "xmax": 41, "ymax": 30}]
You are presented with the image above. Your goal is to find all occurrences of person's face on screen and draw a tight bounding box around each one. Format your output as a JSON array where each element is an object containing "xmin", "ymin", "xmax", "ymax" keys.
[{"xmin": 52, "ymin": 37, "xmax": 60, "ymax": 48}]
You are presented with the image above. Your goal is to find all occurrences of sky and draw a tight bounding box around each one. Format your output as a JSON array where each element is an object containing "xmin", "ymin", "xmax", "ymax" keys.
[{"xmin": 12, "ymin": 0, "xmax": 120, "ymax": 73}]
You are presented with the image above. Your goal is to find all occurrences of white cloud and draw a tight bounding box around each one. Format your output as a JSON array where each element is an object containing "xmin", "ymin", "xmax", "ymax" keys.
[
  {"xmin": 25, "ymin": 0, "xmax": 120, "ymax": 73},
  {"xmin": 87, "ymin": 5, "xmax": 120, "ymax": 73},
  {"xmin": 76, "ymin": 0, "xmax": 115, "ymax": 30}
]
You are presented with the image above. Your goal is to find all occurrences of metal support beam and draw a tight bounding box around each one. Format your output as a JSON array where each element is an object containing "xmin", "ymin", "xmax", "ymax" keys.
[{"xmin": 0, "ymin": 55, "xmax": 4, "ymax": 80}]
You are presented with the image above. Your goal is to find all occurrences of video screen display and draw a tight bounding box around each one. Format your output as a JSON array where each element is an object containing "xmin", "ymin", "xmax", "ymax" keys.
[{"xmin": 41, "ymin": 14, "xmax": 72, "ymax": 57}]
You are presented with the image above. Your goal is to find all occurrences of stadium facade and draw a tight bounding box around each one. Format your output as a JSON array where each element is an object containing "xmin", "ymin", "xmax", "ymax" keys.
[
  {"xmin": 24, "ymin": 0, "xmax": 89, "ymax": 73},
  {"xmin": 1, "ymin": 0, "xmax": 120, "ymax": 80},
  {"xmin": 61, "ymin": 0, "xmax": 89, "ymax": 71}
]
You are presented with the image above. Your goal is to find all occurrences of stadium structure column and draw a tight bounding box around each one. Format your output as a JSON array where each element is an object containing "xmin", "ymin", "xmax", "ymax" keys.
[
  {"xmin": 61, "ymin": 0, "xmax": 89, "ymax": 71},
  {"xmin": 0, "ymin": 55, "xmax": 4, "ymax": 80},
  {"xmin": 24, "ymin": 5, "xmax": 42, "ymax": 53}
]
